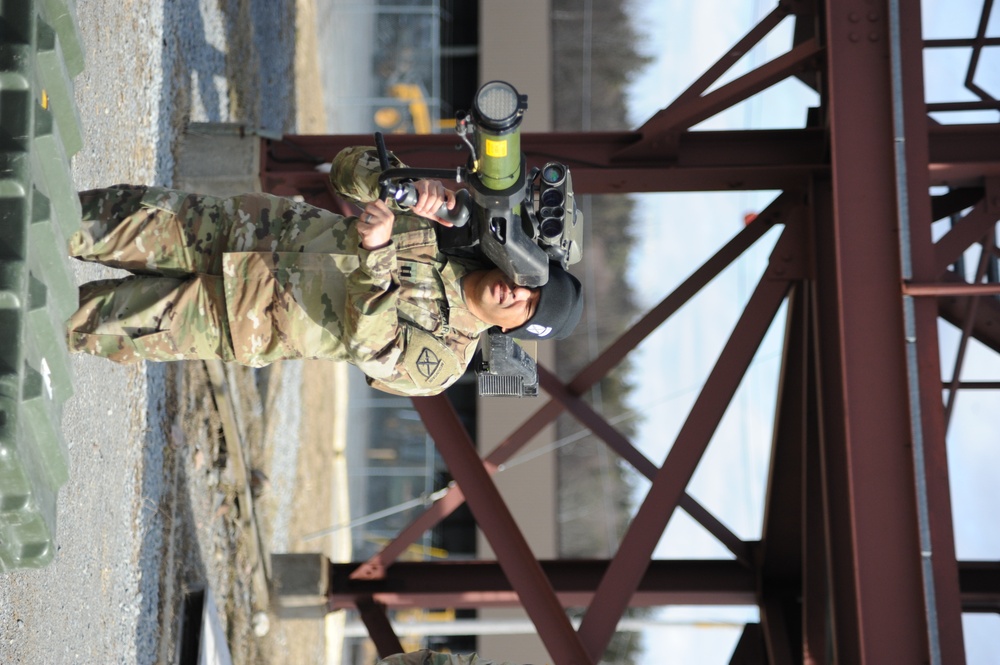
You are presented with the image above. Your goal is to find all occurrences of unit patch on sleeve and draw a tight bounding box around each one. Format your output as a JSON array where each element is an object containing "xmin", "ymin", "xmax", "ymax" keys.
[
  {"xmin": 404, "ymin": 328, "xmax": 461, "ymax": 389},
  {"xmin": 416, "ymin": 347, "xmax": 441, "ymax": 379}
]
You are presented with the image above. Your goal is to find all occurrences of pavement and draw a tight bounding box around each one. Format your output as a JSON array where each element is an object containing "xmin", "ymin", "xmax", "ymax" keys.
[{"xmin": 0, "ymin": 1, "xmax": 300, "ymax": 663}]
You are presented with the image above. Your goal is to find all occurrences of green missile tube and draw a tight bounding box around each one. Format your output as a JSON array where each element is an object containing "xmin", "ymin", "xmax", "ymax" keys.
[{"xmin": 471, "ymin": 81, "xmax": 527, "ymax": 191}]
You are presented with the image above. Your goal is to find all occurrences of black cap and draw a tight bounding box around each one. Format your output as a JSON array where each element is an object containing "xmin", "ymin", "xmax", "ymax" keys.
[{"xmin": 506, "ymin": 264, "xmax": 583, "ymax": 341}]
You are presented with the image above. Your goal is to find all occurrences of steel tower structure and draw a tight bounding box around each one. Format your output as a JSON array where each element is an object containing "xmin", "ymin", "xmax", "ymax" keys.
[{"xmin": 262, "ymin": 0, "xmax": 1000, "ymax": 662}]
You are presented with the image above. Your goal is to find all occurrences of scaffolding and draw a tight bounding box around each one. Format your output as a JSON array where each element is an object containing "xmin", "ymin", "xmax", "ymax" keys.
[{"xmin": 263, "ymin": 0, "xmax": 1000, "ymax": 661}]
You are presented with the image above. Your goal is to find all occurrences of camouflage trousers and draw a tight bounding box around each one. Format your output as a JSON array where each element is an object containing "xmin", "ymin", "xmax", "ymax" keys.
[
  {"xmin": 67, "ymin": 187, "xmax": 238, "ymax": 363},
  {"xmin": 67, "ymin": 185, "xmax": 341, "ymax": 364}
]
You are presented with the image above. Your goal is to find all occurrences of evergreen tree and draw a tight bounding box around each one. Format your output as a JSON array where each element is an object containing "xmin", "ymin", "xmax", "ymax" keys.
[{"xmin": 552, "ymin": 3, "xmax": 654, "ymax": 663}]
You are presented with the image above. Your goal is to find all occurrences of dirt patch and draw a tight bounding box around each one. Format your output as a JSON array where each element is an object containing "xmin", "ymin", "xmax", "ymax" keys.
[
  {"xmin": 153, "ymin": 3, "xmax": 342, "ymax": 662},
  {"xmin": 295, "ymin": 0, "xmax": 329, "ymax": 133},
  {"xmin": 284, "ymin": 363, "xmax": 338, "ymax": 552},
  {"xmin": 154, "ymin": 360, "xmax": 342, "ymax": 664},
  {"xmin": 258, "ymin": 362, "xmax": 340, "ymax": 665},
  {"xmin": 151, "ymin": 362, "xmax": 262, "ymax": 664}
]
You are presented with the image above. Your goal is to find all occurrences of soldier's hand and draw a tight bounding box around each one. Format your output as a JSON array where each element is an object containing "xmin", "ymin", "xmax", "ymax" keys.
[
  {"xmin": 357, "ymin": 199, "xmax": 395, "ymax": 250},
  {"xmin": 411, "ymin": 179, "xmax": 457, "ymax": 226}
]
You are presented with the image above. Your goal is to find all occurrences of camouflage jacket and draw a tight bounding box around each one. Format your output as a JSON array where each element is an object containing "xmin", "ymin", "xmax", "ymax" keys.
[
  {"xmin": 377, "ymin": 650, "xmax": 520, "ymax": 665},
  {"xmin": 223, "ymin": 146, "xmax": 490, "ymax": 395}
]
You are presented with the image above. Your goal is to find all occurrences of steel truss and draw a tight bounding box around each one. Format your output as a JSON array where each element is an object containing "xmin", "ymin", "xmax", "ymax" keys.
[{"xmin": 261, "ymin": 0, "xmax": 1000, "ymax": 662}]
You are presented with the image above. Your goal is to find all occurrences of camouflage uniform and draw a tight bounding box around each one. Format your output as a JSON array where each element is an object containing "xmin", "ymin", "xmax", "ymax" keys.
[
  {"xmin": 67, "ymin": 147, "xmax": 491, "ymax": 396},
  {"xmin": 377, "ymin": 650, "xmax": 520, "ymax": 665}
]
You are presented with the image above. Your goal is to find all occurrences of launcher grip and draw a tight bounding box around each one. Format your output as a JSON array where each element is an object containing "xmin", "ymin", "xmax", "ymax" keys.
[{"xmin": 389, "ymin": 182, "xmax": 471, "ymax": 227}]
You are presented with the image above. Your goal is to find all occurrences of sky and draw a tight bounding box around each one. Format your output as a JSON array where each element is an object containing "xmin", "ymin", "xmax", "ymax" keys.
[{"xmin": 615, "ymin": 0, "xmax": 1000, "ymax": 662}]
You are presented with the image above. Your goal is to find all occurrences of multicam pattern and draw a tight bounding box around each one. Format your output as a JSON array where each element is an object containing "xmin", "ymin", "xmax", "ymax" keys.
[
  {"xmin": 67, "ymin": 148, "xmax": 491, "ymax": 396},
  {"xmin": 377, "ymin": 649, "xmax": 521, "ymax": 665}
]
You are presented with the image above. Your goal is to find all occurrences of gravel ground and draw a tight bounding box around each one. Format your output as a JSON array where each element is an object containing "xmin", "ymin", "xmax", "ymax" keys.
[{"xmin": 0, "ymin": 1, "xmax": 299, "ymax": 663}]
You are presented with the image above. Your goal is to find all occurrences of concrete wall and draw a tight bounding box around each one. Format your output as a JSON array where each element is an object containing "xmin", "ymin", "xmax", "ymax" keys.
[
  {"xmin": 476, "ymin": 341, "xmax": 557, "ymax": 665},
  {"xmin": 477, "ymin": 4, "xmax": 555, "ymax": 663},
  {"xmin": 479, "ymin": 0, "xmax": 552, "ymax": 132}
]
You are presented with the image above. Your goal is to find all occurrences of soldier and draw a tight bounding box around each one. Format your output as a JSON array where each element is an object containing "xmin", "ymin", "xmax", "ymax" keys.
[
  {"xmin": 377, "ymin": 650, "xmax": 523, "ymax": 665},
  {"xmin": 67, "ymin": 146, "xmax": 583, "ymax": 396}
]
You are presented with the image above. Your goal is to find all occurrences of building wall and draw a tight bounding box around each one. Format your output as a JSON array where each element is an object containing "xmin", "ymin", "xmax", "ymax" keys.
[
  {"xmin": 479, "ymin": 0, "xmax": 552, "ymax": 132},
  {"xmin": 476, "ymin": 341, "xmax": 557, "ymax": 665},
  {"xmin": 477, "ymin": 4, "xmax": 555, "ymax": 663}
]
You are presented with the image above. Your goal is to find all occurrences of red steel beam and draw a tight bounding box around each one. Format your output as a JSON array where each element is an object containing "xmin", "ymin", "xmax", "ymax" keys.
[
  {"xmin": 261, "ymin": 130, "xmax": 822, "ymax": 202},
  {"xmin": 332, "ymin": 560, "xmax": 1000, "ymax": 611},
  {"xmin": 760, "ymin": 285, "xmax": 809, "ymax": 583},
  {"xmin": 536, "ymin": 364, "xmax": 754, "ymax": 566},
  {"xmin": 933, "ymin": 181, "xmax": 998, "ymax": 273},
  {"xmin": 352, "ymin": 199, "xmax": 789, "ymax": 581},
  {"xmin": 937, "ymin": 270, "xmax": 1000, "ymax": 353},
  {"xmin": 810, "ymin": 176, "xmax": 861, "ymax": 661},
  {"xmin": 927, "ymin": 124, "xmax": 1000, "ymax": 186},
  {"xmin": 356, "ymin": 596, "xmax": 404, "ymax": 659},
  {"xmin": 673, "ymin": 4, "xmax": 792, "ymax": 107},
  {"xmin": 616, "ymin": 39, "xmax": 823, "ymax": 161},
  {"xmin": 894, "ymin": 0, "xmax": 967, "ymax": 657},
  {"xmin": 931, "ymin": 187, "xmax": 985, "ymax": 222},
  {"xmin": 331, "ymin": 559, "xmax": 757, "ymax": 610},
  {"xmin": 578, "ymin": 232, "xmax": 796, "ymax": 660},
  {"xmin": 409, "ymin": 396, "xmax": 592, "ymax": 665},
  {"xmin": 943, "ymin": 381, "xmax": 1000, "ymax": 390},
  {"xmin": 802, "ymin": 291, "xmax": 829, "ymax": 665},
  {"xmin": 567, "ymin": 195, "xmax": 792, "ymax": 390},
  {"xmin": 958, "ymin": 561, "xmax": 1000, "ymax": 613},
  {"xmin": 943, "ymin": 235, "xmax": 995, "ymax": 429},
  {"xmin": 815, "ymin": 0, "xmax": 963, "ymax": 661},
  {"xmin": 904, "ymin": 282, "xmax": 1000, "ymax": 297},
  {"xmin": 759, "ymin": 285, "xmax": 810, "ymax": 662},
  {"xmin": 255, "ymin": 2, "xmax": 997, "ymax": 659},
  {"xmin": 729, "ymin": 623, "xmax": 768, "ymax": 665},
  {"xmin": 760, "ymin": 595, "xmax": 798, "ymax": 665},
  {"xmin": 349, "ymin": 485, "xmax": 471, "ymax": 581},
  {"xmin": 925, "ymin": 37, "xmax": 1000, "ymax": 47},
  {"xmin": 261, "ymin": 125, "xmax": 1000, "ymax": 201}
]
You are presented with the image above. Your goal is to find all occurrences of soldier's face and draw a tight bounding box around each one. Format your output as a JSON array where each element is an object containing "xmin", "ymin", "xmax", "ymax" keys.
[{"xmin": 463, "ymin": 268, "xmax": 540, "ymax": 332}]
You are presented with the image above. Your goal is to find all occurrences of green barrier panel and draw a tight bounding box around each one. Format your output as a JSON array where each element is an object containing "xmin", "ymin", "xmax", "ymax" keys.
[
  {"xmin": 28, "ymin": 189, "xmax": 77, "ymax": 322},
  {"xmin": 37, "ymin": 0, "xmax": 84, "ymax": 77},
  {"xmin": 0, "ymin": 391, "xmax": 58, "ymax": 572},
  {"xmin": 0, "ymin": 416, "xmax": 56, "ymax": 572},
  {"xmin": 0, "ymin": 0, "xmax": 84, "ymax": 571},
  {"xmin": 35, "ymin": 18, "xmax": 83, "ymax": 156},
  {"xmin": 26, "ymin": 272, "xmax": 74, "ymax": 405},
  {"xmin": 32, "ymin": 102, "xmax": 81, "ymax": 237},
  {"xmin": 20, "ymin": 332, "xmax": 70, "ymax": 488}
]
